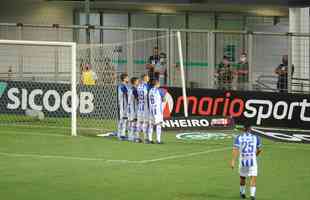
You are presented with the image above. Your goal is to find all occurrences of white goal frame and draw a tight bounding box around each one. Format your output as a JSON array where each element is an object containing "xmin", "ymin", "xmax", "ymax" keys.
[{"xmin": 0, "ymin": 40, "xmax": 77, "ymax": 136}]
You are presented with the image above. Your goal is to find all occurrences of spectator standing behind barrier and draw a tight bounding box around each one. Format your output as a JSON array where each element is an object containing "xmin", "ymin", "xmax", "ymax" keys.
[
  {"xmin": 275, "ymin": 55, "xmax": 294, "ymax": 93},
  {"xmin": 146, "ymin": 47, "xmax": 167, "ymax": 85},
  {"xmin": 81, "ymin": 63, "xmax": 98, "ymax": 86},
  {"xmin": 236, "ymin": 53, "xmax": 249, "ymax": 91},
  {"xmin": 217, "ymin": 56, "xmax": 233, "ymax": 90}
]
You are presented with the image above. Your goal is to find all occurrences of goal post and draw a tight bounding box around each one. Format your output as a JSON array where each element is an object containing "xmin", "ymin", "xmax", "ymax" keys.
[
  {"xmin": 176, "ymin": 31, "xmax": 188, "ymax": 118},
  {"xmin": 0, "ymin": 39, "xmax": 77, "ymax": 136}
]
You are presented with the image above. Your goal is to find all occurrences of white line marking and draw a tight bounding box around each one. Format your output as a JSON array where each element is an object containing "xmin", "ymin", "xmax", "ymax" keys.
[
  {"xmin": 136, "ymin": 147, "xmax": 230, "ymax": 164},
  {"xmin": 252, "ymin": 126, "xmax": 310, "ymax": 132},
  {"xmin": 0, "ymin": 130, "xmax": 68, "ymax": 138},
  {"xmin": 0, "ymin": 152, "xmax": 108, "ymax": 162},
  {"xmin": 0, "ymin": 147, "xmax": 230, "ymax": 164},
  {"xmin": 0, "ymin": 123, "xmax": 113, "ymax": 132}
]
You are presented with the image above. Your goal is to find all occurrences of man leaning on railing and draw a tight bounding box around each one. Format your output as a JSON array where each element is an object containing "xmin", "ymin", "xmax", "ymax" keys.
[{"xmin": 275, "ymin": 55, "xmax": 294, "ymax": 93}]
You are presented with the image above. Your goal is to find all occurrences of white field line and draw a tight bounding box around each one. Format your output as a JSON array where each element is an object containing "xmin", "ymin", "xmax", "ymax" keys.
[
  {"xmin": 1, "ymin": 123, "xmax": 113, "ymax": 132},
  {"xmin": 136, "ymin": 147, "xmax": 230, "ymax": 164},
  {"xmin": 0, "ymin": 147, "xmax": 230, "ymax": 164},
  {"xmin": 0, "ymin": 130, "xmax": 69, "ymax": 137}
]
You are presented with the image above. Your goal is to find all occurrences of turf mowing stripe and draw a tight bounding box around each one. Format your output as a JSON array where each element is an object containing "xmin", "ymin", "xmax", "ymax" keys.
[
  {"xmin": 276, "ymin": 146, "xmax": 310, "ymax": 151},
  {"xmin": 0, "ymin": 130, "xmax": 69, "ymax": 137},
  {"xmin": 0, "ymin": 123, "xmax": 114, "ymax": 132},
  {"xmin": 0, "ymin": 147, "xmax": 230, "ymax": 164}
]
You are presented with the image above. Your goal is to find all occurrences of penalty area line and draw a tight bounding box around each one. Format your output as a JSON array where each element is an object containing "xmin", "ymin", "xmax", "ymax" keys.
[
  {"xmin": 135, "ymin": 147, "xmax": 231, "ymax": 164},
  {"xmin": 0, "ymin": 147, "xmax": 230, "ymax": 164}
]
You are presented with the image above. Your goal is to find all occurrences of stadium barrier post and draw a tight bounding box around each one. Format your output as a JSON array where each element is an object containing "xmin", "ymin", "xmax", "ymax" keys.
[
  {"xmin": 287, "ymin": 32, "xmax": 293, "ymax": 93},
  {"xmin": 207, "ymin": 31, "xmax": 215, "ymax": 89},
  {"xmin": 127, "ymin": 28, "xmax": 134, "ymax": 78},
  {"xmin": 248, "ymin": 31, "xmax": 254, "ymax": 91}
]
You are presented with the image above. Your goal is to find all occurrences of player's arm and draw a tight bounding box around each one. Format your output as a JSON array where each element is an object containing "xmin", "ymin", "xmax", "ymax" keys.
[
  {"xmin": 231, "ymin": 136, "xmax": 240, "ymax": 169},
  {"xmin": 231, "ymin": 147, "xmax": 239, "ymax": 169},
  {"xmin": 133, "ymin": 88, "xmax": 139, "ymax": 100},
  {"xmin": 119, "ymin": 85, "xmax": 128, "ymax": 110},
  {"xmin": 159, "ymin": 88, "xmax": 167, "ymax": 102},
  {"xmin": 256, "ymin": 148, "xmax": 262, "ymax": 156},
  {"xmin": 256, "ymin": 136, "xmax": 262, "ymax": 156}
]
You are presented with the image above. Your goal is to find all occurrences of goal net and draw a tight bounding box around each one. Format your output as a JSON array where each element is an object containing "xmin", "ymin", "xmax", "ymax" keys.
[
  {"xmin": 0, "ymin": 32, "xmax": 186, "ymax": 136},
  {"xmin": 0, "ymin": 40, "xmax": 77, "ymax": 136}
]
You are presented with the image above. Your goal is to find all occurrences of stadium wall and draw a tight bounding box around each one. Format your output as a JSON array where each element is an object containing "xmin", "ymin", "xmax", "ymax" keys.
[{"xmin": 0, "ymin": 2, "xmax": 75, "ymax": 25}]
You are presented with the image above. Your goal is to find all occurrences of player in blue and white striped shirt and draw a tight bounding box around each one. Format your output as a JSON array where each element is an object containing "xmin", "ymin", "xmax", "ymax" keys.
[
  {"xmin": 231, "ymin": 124, "xmax": 262, "ymax": 200},
  {"xmin": 148, "ymin": 79, "xmax": 166, "ymax": 144},
  {"xmin": 117, "ymin": 73, "xmax": 129, "ymax": 140},
  {"xmin": 137, "ymin": 74, "xmax": 151, "ymax": 142},
  {"xmin": 127, "ymin": 77, "xmax": 140, "ymax": 142}
]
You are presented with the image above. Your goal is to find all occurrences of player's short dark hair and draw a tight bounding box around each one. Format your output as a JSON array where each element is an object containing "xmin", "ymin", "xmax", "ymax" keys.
[
  {"xmin": 120, "ymin": 73, "xmax": 128, "ymax": 81},
  {"xmin": 130, "ymin": 77, "xmax": 139, "ymax": 85},
  {"xmin": 151, "ymin": 78, "xmax": 160, "ymax": 86},
  {"xmin": 243, "ymin": 122, "xmax": 251, "ymax": 131},
  {"xmin": 153, "ymin": 46, "xmax": 159, "ymax": 50}
]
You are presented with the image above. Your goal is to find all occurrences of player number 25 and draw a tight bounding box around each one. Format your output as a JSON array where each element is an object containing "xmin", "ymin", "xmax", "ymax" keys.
[{"xmin": 241, "ymin": 141, "xmax": 254, "ymax": 154}]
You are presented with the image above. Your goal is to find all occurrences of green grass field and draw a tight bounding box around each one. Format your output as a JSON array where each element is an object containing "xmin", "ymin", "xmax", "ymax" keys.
[{"xmin": 0, "ymin": 124, "xmax": 310, "ymax": 200}]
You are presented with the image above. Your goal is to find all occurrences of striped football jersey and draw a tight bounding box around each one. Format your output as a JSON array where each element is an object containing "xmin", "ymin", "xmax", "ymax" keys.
[{"xmin": 234, "ymin": 132, "xmax": 262, "ymax": 168}]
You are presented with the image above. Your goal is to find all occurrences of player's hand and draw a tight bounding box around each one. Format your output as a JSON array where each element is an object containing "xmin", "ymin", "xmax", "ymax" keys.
[{"xmin": 230, "ymin": 160, "xmax": 235, "ymax": 169}]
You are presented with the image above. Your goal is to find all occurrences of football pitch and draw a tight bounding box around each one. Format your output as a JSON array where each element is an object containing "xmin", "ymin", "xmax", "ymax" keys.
[{"xmin": 0, "ymin": 125, "xmax": 310, "ymax": 200}]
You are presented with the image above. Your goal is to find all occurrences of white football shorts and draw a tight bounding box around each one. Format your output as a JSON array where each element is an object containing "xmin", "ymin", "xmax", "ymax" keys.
[
  {"xmin": 149, "ymin": 114, "xmax": 163, "ymax": 125},
  {"xmin": 239, "ymin": 165, "xmax": 258, "ymax": 177},
  {"xmin": 119, "ymin": 107, "xmax": 128, "ymax": 120}
]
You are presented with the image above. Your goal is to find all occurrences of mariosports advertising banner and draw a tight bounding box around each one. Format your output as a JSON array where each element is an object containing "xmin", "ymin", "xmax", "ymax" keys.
[{"xmin": 163, "ymin": 87, "xmax": 310, "ymax": 129}]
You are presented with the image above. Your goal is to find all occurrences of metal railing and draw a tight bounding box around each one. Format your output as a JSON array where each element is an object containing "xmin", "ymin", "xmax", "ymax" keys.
[
  {"xmin": 255, "ymin": 75, "xmax": 310, "ymax": 93},
  {"xmin": 0, "ymin": 22, "xmax": 309, "ymax": 94}
]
